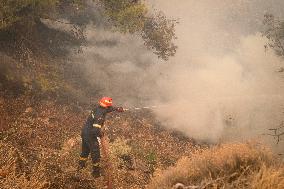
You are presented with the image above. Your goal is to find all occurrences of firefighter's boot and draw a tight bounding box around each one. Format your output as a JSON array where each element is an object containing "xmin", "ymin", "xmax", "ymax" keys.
[
  {"xmin": 78, "ymin": 158, "xmax": 87, "ymax": 170},
  {"xmin": 92, "ymin": 164, "xmax": 101, "ymax": 178}
]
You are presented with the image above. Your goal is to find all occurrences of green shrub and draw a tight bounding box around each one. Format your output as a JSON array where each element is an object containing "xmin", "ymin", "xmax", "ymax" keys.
[
  {"xmin": 110, "ymin": 137, "xmax": 133, "ymax": 169},
  {"xmin": 100, "ymin": 0, "xmax": 177, "ymax": 60},
  {"xmin": 0, "ymin": 0, "xmax": 58, "ymax": 30}
]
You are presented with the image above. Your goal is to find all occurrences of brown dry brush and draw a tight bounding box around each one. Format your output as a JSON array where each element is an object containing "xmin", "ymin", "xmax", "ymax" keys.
[
  {"xmin": 0, "ymin": 135, "xmax": 98, "ymax": 189},
  {"xmin": 6, "ymin": 97, "xmax": 282, "ymax": 189},
  {"xmin": 148, "ymin": 142, "xmax": 284, "ymax": 189},
  {"xmin": 0, "ymin": 99, "xmax": 97, "ymax": 189},
  {"xmin": 0, "ymin": 142, "xmax": 49, "ymax": 189},
  {"xmin": 105, "ymin": 111, "xmax": 199, "ymax": 188},
  {"xmin": 0, "ymin": 97, "xmax": 196, "ymax": 189}
]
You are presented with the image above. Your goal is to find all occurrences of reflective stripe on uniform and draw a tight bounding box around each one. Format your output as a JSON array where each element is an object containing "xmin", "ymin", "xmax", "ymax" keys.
[
  {"xmin": 93, "ymin": 124, "xmax": 102, "ymax": 128},
  {"xmin": 80, "ymin": 157, "xmax": 88, "ymax": 161},
  {"xmin": 93, "ymin": 162, "xmax": 100, "ymax": 166}
]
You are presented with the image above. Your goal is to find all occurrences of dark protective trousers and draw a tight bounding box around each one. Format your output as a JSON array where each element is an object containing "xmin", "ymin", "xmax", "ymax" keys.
[{"xmin": 80, "ymin": 129, "xmax": 101, "ymax": 165}]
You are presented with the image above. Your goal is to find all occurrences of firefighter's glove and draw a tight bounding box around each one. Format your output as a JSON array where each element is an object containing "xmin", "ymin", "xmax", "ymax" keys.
[
  {"xmin": 116, "ymin": 107, "xmax": 124, "ymax": 112},
  {"xmin": 97, "ymin": 137, "xmax": 101, "ymax": 145}
]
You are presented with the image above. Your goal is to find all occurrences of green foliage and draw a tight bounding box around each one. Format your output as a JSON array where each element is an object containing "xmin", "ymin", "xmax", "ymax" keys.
[
  {"xmin": 0, "ymin": 0, "xmax": 177, "ymax": 60},
  {"xmin": 146, "ymin": 151, "xmax": 157, "ymax": 165},
  {"xmin": 0, "ymin": 0, "xmax": 58, "ymax": 30},
  {"xmin": 37, "ymin": 75, "xmax": 59, "ymax": 93},
  {"xmin": 100, "ymin": 0, "xmax": 178, "ymax": 60},
  {"xmin": 146, "ymin": 150, "xmax": 157, "ymax": 174},
  {"xmin": 110, "ymin": 137, "xmax": 132, "ymax": 158},
  {"xmin": 142, "ymin": 13, "xmax": 178, "ymax": 60},
  {"xmin": 110, "ymin": 137, "xmax": 133, "ymax": 169},
  {"xmin": 101, "ymin": 0, "xmax": 147, "ymax": 33}
]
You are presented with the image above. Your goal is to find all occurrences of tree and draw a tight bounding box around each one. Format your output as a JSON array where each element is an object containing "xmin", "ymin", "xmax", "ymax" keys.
[
  {"xmin": 0, "ymin": 0, "xmax": 177, "ymax": 60},
  {"xmin": 142, "ymin": 12, "xmax": 177, "ymax": 60},
  {"xmin": 0, "ymin": 0, "xmax": 58, "ymax": 29},
  {"xmin": 263, "ymin": 13, "xmax": 284, "ymax": 57}
]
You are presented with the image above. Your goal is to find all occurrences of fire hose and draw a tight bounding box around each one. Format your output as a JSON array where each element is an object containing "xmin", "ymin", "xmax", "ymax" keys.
[
  {"xmin": 98, "ymin": 105, "xmax": 161, "ymax": 188},
  {"xmin": 100, "ymin": 135, "xmax": 114, "ymax": 189},
  {"xmin": 123, "ymin": 105, "xmax": 161, "ymax": 111}
]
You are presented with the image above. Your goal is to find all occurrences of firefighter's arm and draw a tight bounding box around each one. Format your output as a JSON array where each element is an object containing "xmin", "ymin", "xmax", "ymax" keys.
[
  {"xmin": 109, "ymin": 106, "xmax": 125, "ymax": 112},
  {"xmin": 115, "ymin": 107, "xmax": 125, "ymax": 112}
]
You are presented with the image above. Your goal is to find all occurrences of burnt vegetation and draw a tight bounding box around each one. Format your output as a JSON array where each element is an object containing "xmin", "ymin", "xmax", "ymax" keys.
[{"xmin": 0, "ymin": 1, "xmax": 284, "ymax": 189}]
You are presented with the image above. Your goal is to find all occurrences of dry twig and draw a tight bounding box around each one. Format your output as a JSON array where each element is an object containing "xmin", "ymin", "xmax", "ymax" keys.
[{"xmin": 263, "ymin": 122, "xmax": 284, "ymax": 144}]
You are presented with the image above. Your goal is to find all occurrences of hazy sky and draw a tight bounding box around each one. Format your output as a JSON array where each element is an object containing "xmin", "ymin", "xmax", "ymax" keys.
[{"xmin": 148, "ymin": 0, "xmax": 284, "ymax": 56}]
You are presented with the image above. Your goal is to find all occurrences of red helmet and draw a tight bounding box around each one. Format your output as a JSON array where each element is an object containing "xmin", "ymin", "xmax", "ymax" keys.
[{"xmin": 99, "ymin": 97, "xmax": 113, "ymax": 107}]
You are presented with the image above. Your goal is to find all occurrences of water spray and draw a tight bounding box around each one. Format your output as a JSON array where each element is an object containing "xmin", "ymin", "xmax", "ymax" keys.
[{"xmin": 124, "ymin": 105, "xmax": 159, "ymax": 111}]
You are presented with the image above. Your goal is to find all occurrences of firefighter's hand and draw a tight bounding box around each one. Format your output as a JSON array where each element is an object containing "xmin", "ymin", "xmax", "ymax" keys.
[{"xmin": 116, "ymin": 107, "xmax": 125, "ymax": 112}]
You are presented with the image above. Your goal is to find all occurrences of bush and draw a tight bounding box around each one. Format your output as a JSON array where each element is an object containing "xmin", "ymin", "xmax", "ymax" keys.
[
  {"xmin": 148, "ymin": 142, "xmax": 284, "ymax": 189},
  {"xmin": 0, "ymin": 0, "xmax": 177, "ymax": 60},
  {"xmin": 0, "ymin": 142, "xmax": 49, "ymax": 189},
  {"xmin": 0, "ymin": 0, "xmax": 58, "ymax": 30},
  {"xmin": 110, "ymin": 137, "xmax": 132, "ymax": 169},
  {"xmin": 101, "ymin": 0, "xmax": 177, "ymax": 60}
]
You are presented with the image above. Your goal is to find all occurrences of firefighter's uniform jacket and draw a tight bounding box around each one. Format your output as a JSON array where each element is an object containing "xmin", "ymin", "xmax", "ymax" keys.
[{"xmin": 80, "ymin": 104, "xmax": 119, "ymax": 166}]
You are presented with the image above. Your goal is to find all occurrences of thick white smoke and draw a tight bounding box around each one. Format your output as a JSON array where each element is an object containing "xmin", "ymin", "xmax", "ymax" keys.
[
  {"xmin": 153, "ymin": 34, "xmax": 283, "ymax": 144},
  {"xmin": 148, "ymin": 1, "xmax": 284, "ymax": 150},
  {"xmin": 72, "ymin": 0, "xmax": 284, "ymax": 151}
]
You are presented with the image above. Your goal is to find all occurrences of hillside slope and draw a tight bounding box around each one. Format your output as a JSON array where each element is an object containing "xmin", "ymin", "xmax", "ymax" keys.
[{"xmin": 0, "ymin": 95, "xmax": 198, "ymax": 189}]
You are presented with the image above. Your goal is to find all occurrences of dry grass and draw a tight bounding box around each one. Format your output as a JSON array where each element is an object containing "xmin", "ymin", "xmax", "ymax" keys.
[
  {"xmin": 2, "ymin": 172, "xmax": 49, "ymax": 189},
  {"xmin": 251, "ymin": 165, "xmax": 284, "ymax": 189},
  {"xmin": 0, "ymin": 97, "xmax": 198, "ymax": 189},
  {"xmin": 148, "ymin": 142, "xmax": 284, "ymax": 189},
  {"xmin": 1, "ymin": 98, "xmax": 283, "ymax": 189},
  {"xmin": 0, "ymin": 142, "xmax": 49, "ymax": 189}
]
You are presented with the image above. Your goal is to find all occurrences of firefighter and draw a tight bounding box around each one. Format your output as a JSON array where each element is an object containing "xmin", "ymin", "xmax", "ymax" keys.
[{"xmin": 78, "ymin": 97, "xmax": 124, "ymax": 177}]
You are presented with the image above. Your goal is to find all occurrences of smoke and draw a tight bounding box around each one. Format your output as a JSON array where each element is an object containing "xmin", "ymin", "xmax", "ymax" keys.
[
  {"xmin": 153, "ymin": 34, "xmax": 284, "ymax": 145},
  {"xmin": 72, "ymin": 28, "xmax": 162, "ymax": 106},
  {"xmin": 72, "ymin": 0, "xmax": 284, "ymax": 150}
]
